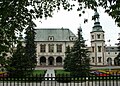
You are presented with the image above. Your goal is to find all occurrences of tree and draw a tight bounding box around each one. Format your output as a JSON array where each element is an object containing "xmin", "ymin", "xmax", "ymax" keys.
[
  {"xmin": 7, "ymin": 35, "xmax": 27, "ymax": 76},
  {"xmin": 0, "ymin": 0, "xmax": 120, "ymax": 69},
  {"xmin": 76, "ymin": 0, "xmax": 120, "ymax": 27},
  {"xmin": 24, "ymin": 21, "xmax": 37, "ymax": 72},
  {"xmin": 7, "ymin": 24, "xmax": 37, "ymax": 76},
  {"xmin": 69, "ymin": 27, "xmax": 90, "ymax": 77},
  {"xmin": 0, "ymin": 0, "xmax": 73, "ymax": 67},
  {"xmin": 64, "ymin": 45, "xmax": 72, "ymax": 71},
  {"xmin": 98, "ymin": 0, "xmax": 120, "ymax": 27}
]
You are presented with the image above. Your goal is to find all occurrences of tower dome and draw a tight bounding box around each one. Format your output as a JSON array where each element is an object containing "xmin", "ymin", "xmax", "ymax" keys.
[{"xmin": 92, "ymin": 10, "xmax": 103, "ymax": 32}]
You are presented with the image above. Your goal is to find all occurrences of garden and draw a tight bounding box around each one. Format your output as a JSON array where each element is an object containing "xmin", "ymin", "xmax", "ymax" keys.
[
  {"xmin": 54, "ymin": 69, "xmax": 120, "ymax": 82},
  {"xmin": 55, "ymin": 69, "xmax": 120, "ymax": 76}
]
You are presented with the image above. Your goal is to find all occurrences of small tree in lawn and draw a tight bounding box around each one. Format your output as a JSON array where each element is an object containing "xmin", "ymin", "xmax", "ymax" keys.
[
  {"xmin": 70, "ymin": 27, "xmax": 90, "ymax": 77},
  {"xmin": 24, "ymin": 21, "xmax": 37, "ymax": 73},
  {"xmin": 64, "ymin": 45, "xmax": 72, "ymax": 71}
]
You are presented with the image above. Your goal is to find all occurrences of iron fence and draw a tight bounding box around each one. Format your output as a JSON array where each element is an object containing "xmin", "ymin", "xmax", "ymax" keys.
[{"xmin": 0, "ymin": 74, "xmax": 120, "ymax": 86}]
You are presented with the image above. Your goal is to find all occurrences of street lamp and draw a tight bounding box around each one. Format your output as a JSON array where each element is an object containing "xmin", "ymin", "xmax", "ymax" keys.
[
  {"xmin": 115, "ymin": 33, "xmax": 120, "ymax": 66},
  {"xmin": 107, "ymin": 39, "xmax": 111, "ymax": 71},
  {"xmin": 117, "ymin": 33, "xmax": 120, "ymax": 65}
]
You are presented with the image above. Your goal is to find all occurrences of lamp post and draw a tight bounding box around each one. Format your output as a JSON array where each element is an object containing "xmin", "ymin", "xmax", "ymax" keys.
[
  {"xmin": 117, "ymin": 33, "xmax": 120, "ymax": 65},
  {"xmin": 108, "ymin": 39, "xmax": 111, "ymax": 71},
  {"xmin": 115, "ymin": 33, "xmax": 120, "ymax": 66},
  {"xmin": 117, "ymin": 33, "xmax": 120, "ymax": 49}
]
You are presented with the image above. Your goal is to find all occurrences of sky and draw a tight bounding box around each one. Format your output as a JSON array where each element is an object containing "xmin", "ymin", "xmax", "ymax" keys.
[{"xmin": 34, "ymin": 7, "xmax": 120, "ymax": 46}]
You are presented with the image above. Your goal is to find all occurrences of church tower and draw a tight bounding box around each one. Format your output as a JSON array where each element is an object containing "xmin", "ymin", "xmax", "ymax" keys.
[{"xmin": 90, "ymin": 10, "xmax": 106, "ymax": 65}]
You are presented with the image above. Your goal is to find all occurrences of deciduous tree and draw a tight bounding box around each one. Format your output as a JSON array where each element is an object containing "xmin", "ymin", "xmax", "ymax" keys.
[
  {"xmin": 0, "ymin": 0, "xmax": 120, "ymax": 70},
  {"xmin": 0, "ymin": 0, "xmax": 72, "ymax": 68}
]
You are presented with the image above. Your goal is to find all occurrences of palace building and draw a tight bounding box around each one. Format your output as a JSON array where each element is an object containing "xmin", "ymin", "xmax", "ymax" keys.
[
  {"xmin": 35, "ymin": 11, "xmax": 119, "ymax": 66},
  {"xmin": 35, "ymin": 28, "xmax": 77, "ymax": 66}
]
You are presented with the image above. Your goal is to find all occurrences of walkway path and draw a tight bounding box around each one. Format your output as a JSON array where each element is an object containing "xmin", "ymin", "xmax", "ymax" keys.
[{"xmin": 44, "ymin": 67, "xmax": 55, "ymax": 80}]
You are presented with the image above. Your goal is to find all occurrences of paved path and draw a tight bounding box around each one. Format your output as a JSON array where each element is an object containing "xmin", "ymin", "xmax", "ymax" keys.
[{"xmin": 44, "ymin": 68, "xmax": 55, "ymax": 80}]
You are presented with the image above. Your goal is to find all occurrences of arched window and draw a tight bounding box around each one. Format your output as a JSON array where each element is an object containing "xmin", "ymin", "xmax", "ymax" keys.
[
  {"xmin": 40, "ymin": 56, "xmax": 46, "ymax": 65},
  {"xmin": 56, "ymin": 56, "xmax": 62, "ymax": 66},
  {"xmin": 107, "ymin": 57, "xmax": 112, "ymax": 65}
]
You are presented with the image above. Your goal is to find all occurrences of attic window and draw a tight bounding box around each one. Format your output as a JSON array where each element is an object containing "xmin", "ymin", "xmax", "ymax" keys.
[
  {"xmin": 71, "ymin": 37, "xmax": 74, "ymax": 40},
  {"xmin": 48, "ymin": 36, "xmax": 54, "ymax": 41},
  {"xmin": 69, "ymin": 36, "xmax": 75, "ymax": 41}
]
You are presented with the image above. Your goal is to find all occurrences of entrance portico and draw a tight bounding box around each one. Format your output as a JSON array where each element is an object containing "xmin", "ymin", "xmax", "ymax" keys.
[
  {"xmin": 48, "ymin": 56, "xmax": 54, "ymax": 65},
  {"xmin": 39, "ymin": 56, "xmax": 63, "ymax": 66}
]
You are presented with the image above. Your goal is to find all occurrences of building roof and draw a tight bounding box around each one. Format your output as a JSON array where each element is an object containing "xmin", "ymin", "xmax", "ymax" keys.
[
  {"xmin": 92, "ymin": 22, "xmax": 103, "ymax": 32},
  {"xmin": 35, "ymin": 28, "xmax": 76, "ymax": 41},
  {"xmin": 105, "ymin": 46, "xmax": 118, "ymax": 52}
]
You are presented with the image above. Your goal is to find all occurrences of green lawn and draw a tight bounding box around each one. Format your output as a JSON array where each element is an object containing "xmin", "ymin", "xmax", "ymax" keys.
[
  {"xmin": 55, "ymin": 69, "xmax": 70, "ymax": 75},
  {"xmin": 32, "ymin": 70, "xmax": 46, "ymax": 75}
]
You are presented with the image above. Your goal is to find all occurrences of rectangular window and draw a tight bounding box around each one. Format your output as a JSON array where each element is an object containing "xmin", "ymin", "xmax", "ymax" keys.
[
  {"xmin": 98, "ymin": 46, "xmax": 101, "ymax": 52},
  {"xmin": 98, "ymin": 57, "xmax": 102, "ymax": 63},
  {"xmin": 48, "ymin": 44, "xmax": 54, "ymax": 52},
  {"xmin": 91, "ymin": 35, "xmax": 94, "ymax": 39},
  {"xmin": 92, "ymin": 57, "xmax": 94, "ymax": 63},
  {"xmin": 40, "ymin": 44, "xmax": 46, "ymax": 52},
  {"xmin": 57, "ymin": 44, "xmax": 62, "ymax": 52},
  {"xmin": 103, "ymin": 34, "xmax": 104, "ymax": 39},
  {"xmin": 92, "ymin": 46, "xmax": 94, "ymax": 52},
  {"xmin": 97, "ymin": 34, "xmax": 100, "ymax": 39}
]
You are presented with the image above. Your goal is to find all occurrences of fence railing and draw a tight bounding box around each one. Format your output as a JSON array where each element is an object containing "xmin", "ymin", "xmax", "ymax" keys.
[{"xmin": 0, "ymin": 74, "xmax": 120, "ymax": 86}]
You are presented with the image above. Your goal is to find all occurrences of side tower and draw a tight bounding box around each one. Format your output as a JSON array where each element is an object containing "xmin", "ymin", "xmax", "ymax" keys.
[{"xmin": 90, "ymin": 10, "xmax": 106, "ymax": 65}]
